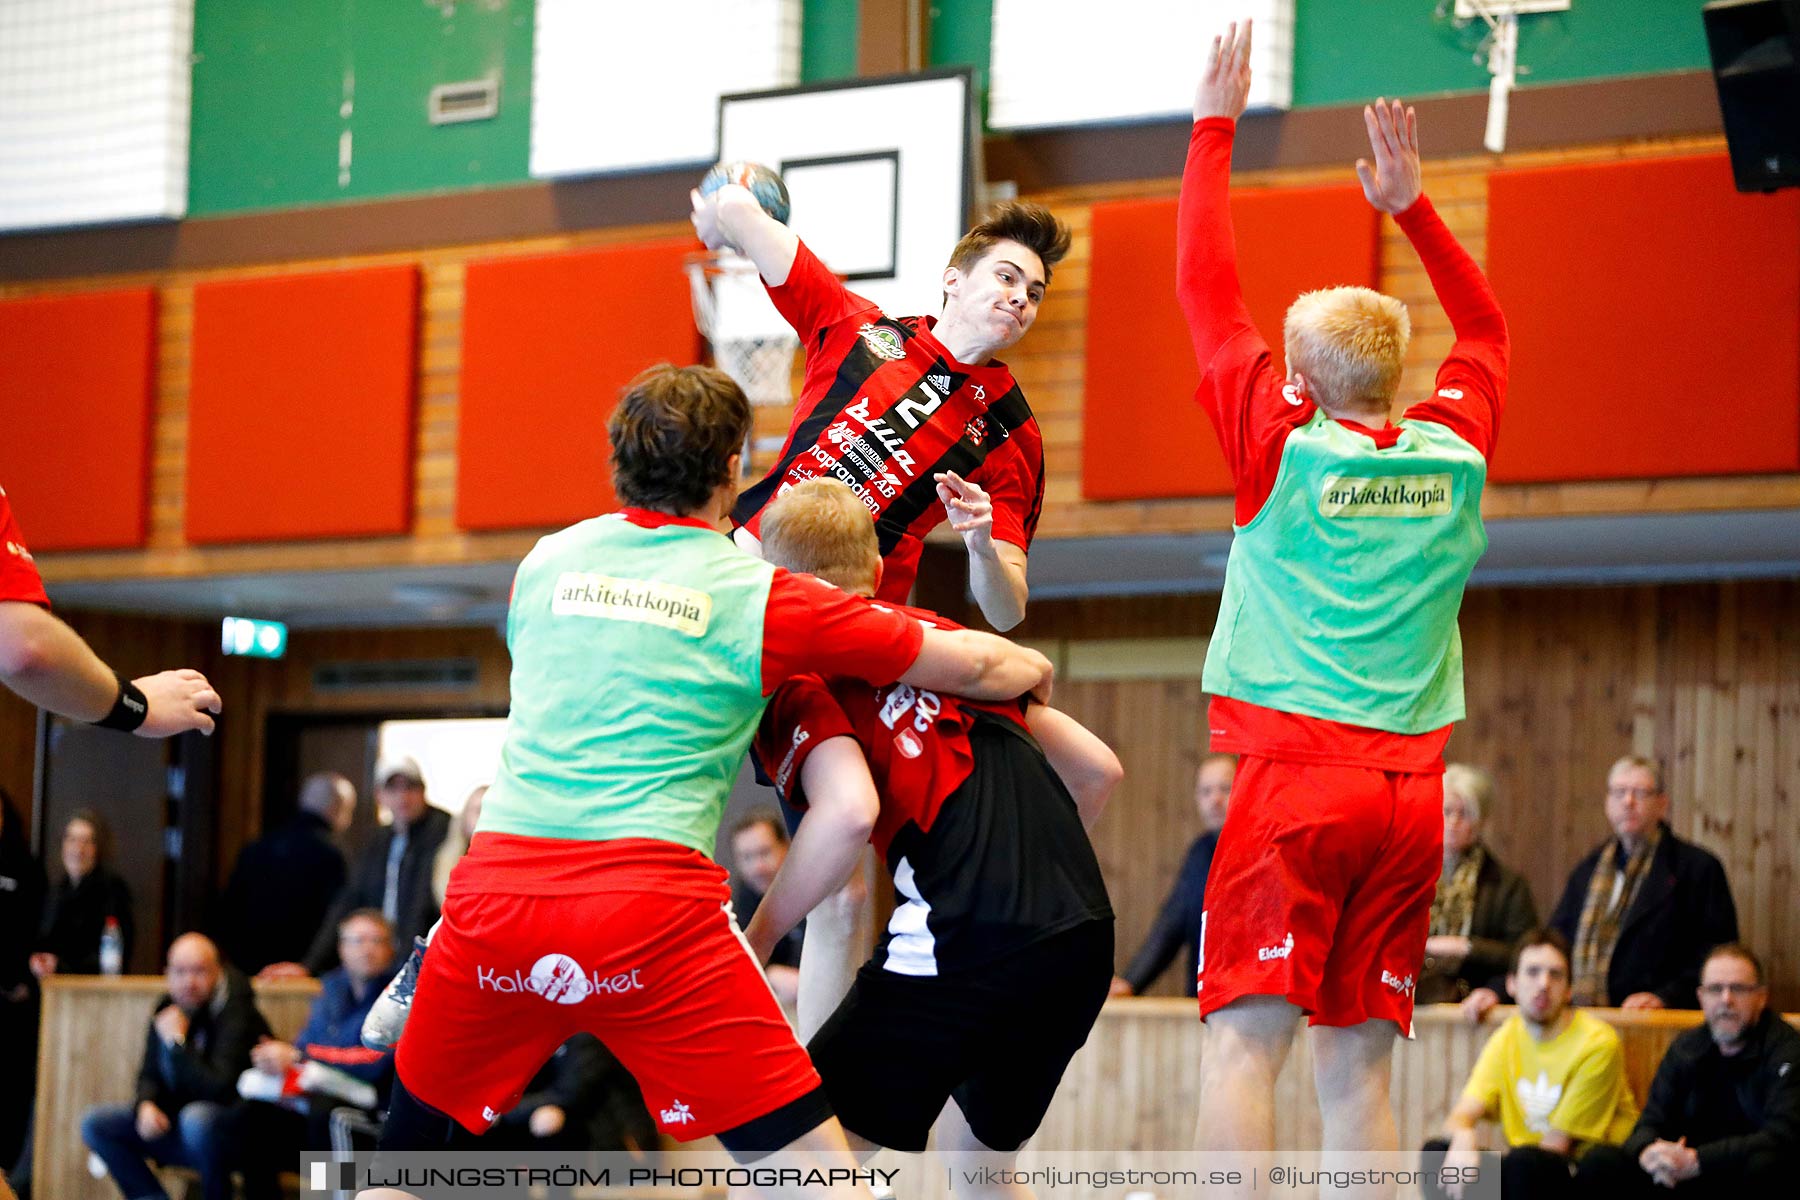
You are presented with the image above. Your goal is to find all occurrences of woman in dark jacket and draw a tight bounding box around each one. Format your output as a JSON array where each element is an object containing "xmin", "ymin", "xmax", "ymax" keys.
[
  {"xmin": 1417, "ymin": 764, "xmax": 1538, "ymax": 1005},
  {"xmin": 30, "ymin": 810, "xmax": 133, "ymax": 980},
  {"xmin": 0, "ymin": 788, "xmax": 46, "ymax": 1168}
]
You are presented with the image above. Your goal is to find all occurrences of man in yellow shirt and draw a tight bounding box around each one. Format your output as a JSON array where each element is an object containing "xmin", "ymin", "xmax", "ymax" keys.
[{"xmin": 1424, "ymin": 929, "xmax": 1638, "ymax": 1199}]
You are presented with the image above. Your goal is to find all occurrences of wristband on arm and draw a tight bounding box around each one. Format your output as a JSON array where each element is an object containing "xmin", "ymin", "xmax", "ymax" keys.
[{"xmin": 92, "ymin": 673, "xmax": 148, "ymax": 732}]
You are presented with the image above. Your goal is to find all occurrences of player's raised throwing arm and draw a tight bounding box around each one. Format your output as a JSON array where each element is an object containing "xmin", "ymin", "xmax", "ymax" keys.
[{"xmin": 691, "ymin": 182, "xmax": 801, "ymax": 287}]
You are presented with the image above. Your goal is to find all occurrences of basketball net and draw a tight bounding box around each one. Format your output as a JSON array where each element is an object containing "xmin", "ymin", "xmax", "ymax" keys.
[
  {"xmin": 685, "ymin": 249, "xmax": 799, "ymax": 407},
  {"xmin": 1451, "ymin": 1, "xmax": 1570, "ymax": 153}
]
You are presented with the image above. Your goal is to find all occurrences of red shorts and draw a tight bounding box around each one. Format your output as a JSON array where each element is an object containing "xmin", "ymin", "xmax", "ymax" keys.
[
  {"xmin": 394, "ymin": 884, "xmax": 820, "ymax": 1140},
  {"xmin": 1197, "ymin": 756, "xmax": 1442, "ymax": 1035}
]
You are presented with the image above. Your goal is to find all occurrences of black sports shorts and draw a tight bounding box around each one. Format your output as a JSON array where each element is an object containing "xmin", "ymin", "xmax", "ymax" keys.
[{"xmin": 806, "ymin": 917, "xmax": 1113, "ymax": 1153}]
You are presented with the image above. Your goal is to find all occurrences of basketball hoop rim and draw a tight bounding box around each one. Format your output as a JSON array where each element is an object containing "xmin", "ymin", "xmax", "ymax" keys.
[{"xmin": 684, "ymin": 247, "xmax": 762, "ymax": 276}]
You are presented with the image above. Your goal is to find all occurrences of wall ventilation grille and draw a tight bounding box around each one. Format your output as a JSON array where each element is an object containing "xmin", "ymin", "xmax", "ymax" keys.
[
  {"xmin": 313, "ymin": 659, "xmax": 479, "ymax": 693},
  {"xmin": 429, "ymin": 77, "xmax": 500, "ymax": 125}
]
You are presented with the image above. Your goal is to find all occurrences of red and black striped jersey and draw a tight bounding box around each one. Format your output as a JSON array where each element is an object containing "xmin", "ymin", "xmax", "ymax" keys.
[
  {"xmin": 754, "ymin": 601, "xmax": 1111, "ymax": 973},
  {"xmin": 731, "ymin": 241, "xmax": 1045, "ymax": 603}
]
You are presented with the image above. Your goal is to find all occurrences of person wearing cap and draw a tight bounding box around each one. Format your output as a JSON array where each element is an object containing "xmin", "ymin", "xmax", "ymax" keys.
[{"xmin": 261, "ymin": 757, "xmax": 451, "ymax": 979}]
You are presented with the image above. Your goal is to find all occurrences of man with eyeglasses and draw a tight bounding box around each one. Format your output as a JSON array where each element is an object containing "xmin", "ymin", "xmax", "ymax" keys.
[
  {"xmin": 1575, "ymin": 943, "xmax": 1800, "ymax": 1196},
  {"xmin": 1462, "ymin": 756, "xmax": 1737, "ymax": 1021}
]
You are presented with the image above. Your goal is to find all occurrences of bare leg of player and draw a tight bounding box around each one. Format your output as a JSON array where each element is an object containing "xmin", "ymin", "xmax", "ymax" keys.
[
  {"xmin": 795, "ymin": 849, "xmax": 878, "ymax": 1042},
  {"xmin": 938, "ymin": 1098, "xmax": 1033, "ymax": 1200},
  {"xmin": 1195, "ymin": 996, "xmax": 1302, "ymax": 1196},
  {"xmin": 1312, "ymin": 1021, "xmax": 1399, "ymax": 1200}
]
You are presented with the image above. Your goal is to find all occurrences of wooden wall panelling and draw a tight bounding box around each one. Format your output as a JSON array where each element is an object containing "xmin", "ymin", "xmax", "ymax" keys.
[
  {"xmin": 416, "ymin": 261, "xmax": 467, "ymax": 541},
  {"xmin": 1446, "ymin": 582, "xmax": 1800, "ymax": 1006},
  {"xmin": 149, "ymin": 284, "xmax": 194, "ymax": 553},
  {"xmin": 0, "ymin": 610, "xmax": 512, "ymax": 883},
  {"xmin": 1773, "ymin": 602, "xmax": 1800, "ymax": 1007},
  {"xmin": 5, "ymin": 219, "xmax": 697, "ymax": 587},
  {"xmin": 1055, "ymin": 678, "xmax": 1211, "ymax": 998},
  {"xmin": 32, "ymin": 990, "xmax": 1756, "ymax": 1197}
]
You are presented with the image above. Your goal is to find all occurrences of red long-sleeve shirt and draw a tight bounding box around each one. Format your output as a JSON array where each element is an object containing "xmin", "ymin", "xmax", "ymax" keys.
[
  {"xmin": 1179, "ymin": 116, "xmax": 1509, "ymax": 770},
  {"xmin": 0, "ymin": 487, "xmax": 49, "ymax": 607}
]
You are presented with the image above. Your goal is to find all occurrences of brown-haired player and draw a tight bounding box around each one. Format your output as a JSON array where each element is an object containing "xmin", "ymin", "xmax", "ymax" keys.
[
  {"xmin": 1184, "ymin": 22, "xmax": 1508, "ymax": 1196},
  {"xmin": 744, "ymin": 479, "xmax": 1120, "ymax": 1185},
  {"xmin": 690, "ymin": 188, "xmax": 1070, "ymax": 633},
  {"xmin": 359, "ymin": 367, "xmax": 1054, "ymax": 1200}
]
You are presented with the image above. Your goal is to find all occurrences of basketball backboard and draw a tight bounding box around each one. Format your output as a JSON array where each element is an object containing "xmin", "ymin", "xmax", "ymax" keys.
[
  {"xmin": 709, "ymin": 69, "xmax": 979, "ymax": 341},
  {"xmin": 529, "ymin": 0, "xmax": 801, "ymax": 179}
]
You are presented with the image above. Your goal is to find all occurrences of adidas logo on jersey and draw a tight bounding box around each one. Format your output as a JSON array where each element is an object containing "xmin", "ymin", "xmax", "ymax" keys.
[{"xmin": 928, "ymin": 371, "xmax": 953, "ymax": 394}]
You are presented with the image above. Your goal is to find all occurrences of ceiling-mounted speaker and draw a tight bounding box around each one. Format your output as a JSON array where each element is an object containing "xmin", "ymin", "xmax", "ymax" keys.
[{"xmin": 1703, "ymin": 0, "xmax": 1800, "ymax": 192}]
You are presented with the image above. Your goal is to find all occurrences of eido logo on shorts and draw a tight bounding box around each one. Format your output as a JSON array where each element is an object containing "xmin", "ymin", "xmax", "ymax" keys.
[
  {"xmin": 477, "ymin": 953, "xmax": 644, "ymax": 1004},
  {"xmin": 1257, "ymin": 932, "xmax": 1294, "ymax": 962}
]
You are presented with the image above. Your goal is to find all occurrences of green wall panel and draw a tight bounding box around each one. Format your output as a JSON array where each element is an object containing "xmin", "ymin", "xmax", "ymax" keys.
[
  {"xmin": 929, "ymin": 0, "xmax": 992, "ymax": 77},
  {"xmin": 1293, "ymin": 0, "xmax": 1713, "ymax": 108},
  {"xmin": 802, "ymin": 0, "xmax": 859, "ymax": 82},
  {"xmin": 189, "ymin": 0, "xmax": 534, "ymax": 216},
  {"xmin": 929, "ymin": 0, "xmax": 993, "ymax": 119}
]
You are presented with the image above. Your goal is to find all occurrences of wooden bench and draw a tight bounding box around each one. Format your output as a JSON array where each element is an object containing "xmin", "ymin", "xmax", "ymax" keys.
[{"xmin": 32, "ymin": 975, "xmax": 319, "ymax": 1200}]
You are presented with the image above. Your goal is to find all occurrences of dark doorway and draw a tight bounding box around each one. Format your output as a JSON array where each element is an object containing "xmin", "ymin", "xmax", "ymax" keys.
[{"xmin": 35, "ymin": 718, "xmax": 218, "ymax": 974}]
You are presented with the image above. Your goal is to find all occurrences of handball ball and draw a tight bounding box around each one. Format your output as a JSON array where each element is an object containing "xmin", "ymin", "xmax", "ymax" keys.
[{"xmin": 699, "ymin": 160, "xmax": 791, "ymax": 225}]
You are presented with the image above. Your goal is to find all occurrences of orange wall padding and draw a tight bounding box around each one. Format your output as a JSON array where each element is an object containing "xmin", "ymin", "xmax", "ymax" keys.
[
  {"xmin": 456, "ymin": 239, "xmax": 703, "ymax": 531},
  {"xmin": 0, "ymin": 289, "xmax": 155, "ymax": 551},
  {"xmin": 186, "ymin": 266, "xmax": 419, "ymax": 543},
  {"xmin": 1083, "ymin": 187, "xmax": 1379, "ymax": 501},
  {"xmin": 1489, "ymin": 154, "xmax": 1800, "ymax": 482}
]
